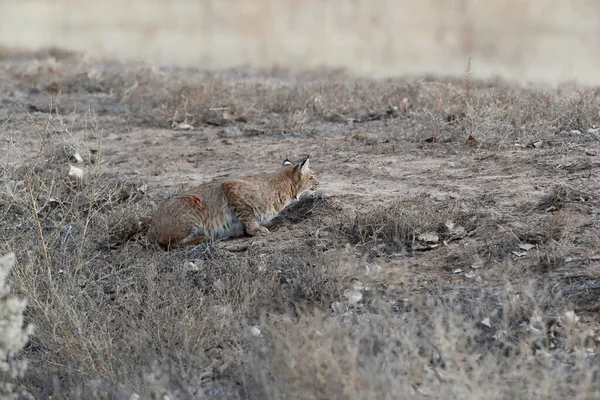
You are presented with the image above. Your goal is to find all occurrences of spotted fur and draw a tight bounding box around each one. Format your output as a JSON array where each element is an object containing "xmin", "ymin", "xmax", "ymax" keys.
[{"xmin": 147, "ymin": 156, "xmax": 318, "ymax": 250}]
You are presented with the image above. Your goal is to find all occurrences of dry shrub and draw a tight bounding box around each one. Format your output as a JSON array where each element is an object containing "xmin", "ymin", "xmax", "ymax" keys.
[
  {"xmin": 102, "ymin": 202, "xmax": 150, "ymax": 246},
  {"xmin": 247, "ymin": 283, "xmax": 600, "ymax": 400},
  {"xmin": 345, "ymin": 197, "xmax": 464, "ymax": 253},
  {"xmin": 413, "ymin": 78, "xmax": 600, "ymax": 146},
  {"xmin": 10, "ymin": 242, "xmax": 345, "ymax": 398},
  {"xmin": 2, "ymin": 161, "xmax": 148, "ymax": 255},
  {"xmin": 536, "ymin": 184, "xmax": 597, "ymax": 213}
]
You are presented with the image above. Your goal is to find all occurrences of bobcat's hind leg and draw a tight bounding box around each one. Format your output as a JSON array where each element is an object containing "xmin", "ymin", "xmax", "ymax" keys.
[{"xmin": 159, "ymin": 234, "xmax": 207, "ymax": 250}]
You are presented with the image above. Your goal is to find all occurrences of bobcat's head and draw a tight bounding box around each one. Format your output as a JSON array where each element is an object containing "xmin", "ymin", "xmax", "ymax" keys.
[{"xmin": 283, "ymin": 155, "xmax": 319, "ymax": 200}]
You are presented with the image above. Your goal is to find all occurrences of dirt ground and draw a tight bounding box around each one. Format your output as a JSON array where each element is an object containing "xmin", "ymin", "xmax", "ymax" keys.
[{"xmin": 2, "ymin": 49, "xmax": 600, "ymax": 399}]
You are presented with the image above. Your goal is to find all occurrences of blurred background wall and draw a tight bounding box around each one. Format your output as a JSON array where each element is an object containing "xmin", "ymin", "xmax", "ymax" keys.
[{"xmin": 1, "ymin": 0, "xmax": 599, "ymax": 85}]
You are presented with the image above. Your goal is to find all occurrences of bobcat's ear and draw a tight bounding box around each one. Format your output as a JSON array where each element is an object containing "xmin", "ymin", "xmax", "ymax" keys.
[
  {"xmin": 283, "ymin": 159, "xmax": 294, "ymax": 167},
  {"xmin": 297, "ymin": 155, "xmax": 310, "ymax": 175}
]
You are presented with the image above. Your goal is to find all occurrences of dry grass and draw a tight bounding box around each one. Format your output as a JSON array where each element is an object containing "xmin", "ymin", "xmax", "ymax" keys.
[
  {"xmin": 344, "ymin": 197, "xmax": 467, "ymax": 253},
  {"xmin": 248, "ymin": 286, "xmax": 600, "ymax": 400},
  {"xmin": 2, "ymin": 51, "xmax": 600, "ymax": 399}
]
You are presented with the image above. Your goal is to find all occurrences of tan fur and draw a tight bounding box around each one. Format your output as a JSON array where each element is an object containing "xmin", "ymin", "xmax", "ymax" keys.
[{"xmin": 148, "ymin": 156, "xmax": 319, "ymax": 250}]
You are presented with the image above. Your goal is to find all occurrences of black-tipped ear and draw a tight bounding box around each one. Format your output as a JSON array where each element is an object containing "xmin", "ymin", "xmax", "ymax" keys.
[
  {"xmin": 296, "ymin": 155, "xmax": 310, "ymax": 174},
  {"xmin": 283, "ymin": 159, "xmax": 293, "ymax": 167}
]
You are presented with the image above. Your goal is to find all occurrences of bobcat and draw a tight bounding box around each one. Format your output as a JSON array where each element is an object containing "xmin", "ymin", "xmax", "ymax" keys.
[{"xmin": 147, "ymin": 156, "xmax": 319, "ymax": 249}]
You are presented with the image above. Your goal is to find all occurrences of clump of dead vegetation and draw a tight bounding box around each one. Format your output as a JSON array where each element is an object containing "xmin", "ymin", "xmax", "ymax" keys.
[
  {"xmin": 1, "ymin": 51, "xmax": 600, "ymax": 399},
  {"xmin": 344, "ymin": 197, "xmax": 468, "ymax": 254},
  {"xmin": 247, "ymin": 277, "xmax": 600, "ymax": 400},
  {"xmin": 535, "ymin": 184, "xmax": 597, "ymax": 213}
]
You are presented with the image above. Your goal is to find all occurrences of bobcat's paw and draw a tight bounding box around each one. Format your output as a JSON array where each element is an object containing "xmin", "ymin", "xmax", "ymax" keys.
[{"xmin": 248, "ymin": 226, "xmax": 270, "ymax": 236}]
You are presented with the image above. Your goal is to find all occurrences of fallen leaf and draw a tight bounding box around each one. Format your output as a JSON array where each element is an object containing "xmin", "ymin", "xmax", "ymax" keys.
[
  {"xmin": 186, "ymin": 261, "xmax": 199, "ymax": 272},
  {"xmin": 418, "ymin": 233, "xmax": 439, "ymax": 243},
  {"xmin": 413, "ymin": 243, "xmax": 439, "ymax": 251},
  {"xmin": 511, "ymin": 251, "xmax": 527, "ymax": 257},
  {"xmin": 562, "ymin": 310, "xmax": 580, "ymax": 325},
  {"xmin": 236, "ymin": 115, "xmax": 249, "ymax": 123},
  {"xmin": 173, "ymin": 122, "xmax": 194, "ymax": 130},
  {"xmin": 452, "ymin": 268, "xmax": 463, "ymax": 274},
  {"xmin": 250, "ymin": 326, "xmax": 261, "ymax": 337},
  {"xmin": 446, "ymin": 220, "xmax": 466, "ymax": 237},
  {"xmin": 72, "ymin": 152, "xmax": 84, "ymax": 163},
  {"xmin": 464, "ymin": 134, "xmax": 477, "ymax": 145},
  {"xmin": 518, "ymin": 243, "xmax": 535, "ymax": 251},
  {"xmin": 68, "ymin": 165, "xmax": 84, "ymax": 179},
  {"xmin": 364, "ymin": 263, "xmax": 381, "ymax": 276},
  {"xmin": 344, "ymin": 290, "xmax": 363, "ymax": 305},
  {"xmin": 481, "ymin": 317, "xmax": 491, "ymax": 328}
]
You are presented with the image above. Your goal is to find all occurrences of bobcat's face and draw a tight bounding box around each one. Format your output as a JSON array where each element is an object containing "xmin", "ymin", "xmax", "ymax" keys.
[
  {"xmin": 299, "ymin": 166, "xmax": 319, "ymax": 194},
  {"xmin": 283, "ymin": 156, "xmax": 319, "ymax": 199}
]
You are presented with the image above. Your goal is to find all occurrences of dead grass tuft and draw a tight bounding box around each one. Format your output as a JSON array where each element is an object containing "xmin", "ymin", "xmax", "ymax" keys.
[
  {"xmin": 536, "ymin": 184, "xmax": 597, "ymax": 213},
  {"xmin": 344, "ymin": 197, "xmax": 465, "ymax": 253}
]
